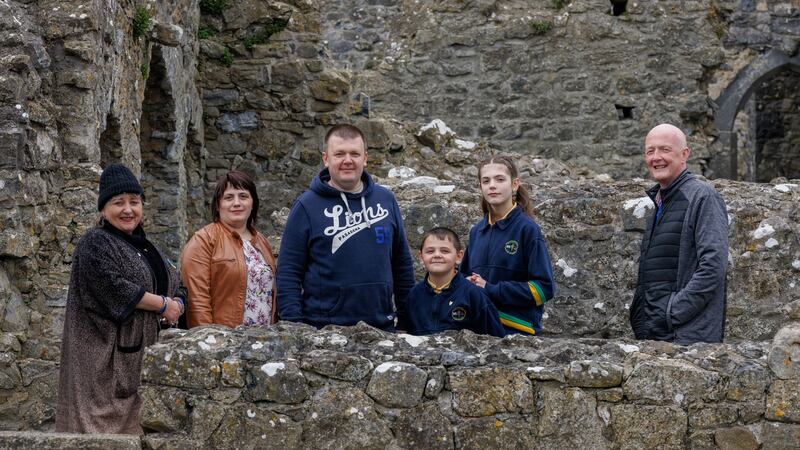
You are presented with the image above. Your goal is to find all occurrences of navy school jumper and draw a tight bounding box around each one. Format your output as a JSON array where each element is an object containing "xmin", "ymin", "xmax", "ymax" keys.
[
  {"xmin": 460, "ymin": 206, "xmax": 556, "ymax": 335},
  {"xmin": 406, "ymin": 272, "xmax": 505, "ymax": 337}
]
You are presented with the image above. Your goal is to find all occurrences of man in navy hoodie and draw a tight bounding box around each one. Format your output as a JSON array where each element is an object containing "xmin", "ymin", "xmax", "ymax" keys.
[{"xmin": 277, "ymin": 124, "xmax": 415, "ymax": 331}]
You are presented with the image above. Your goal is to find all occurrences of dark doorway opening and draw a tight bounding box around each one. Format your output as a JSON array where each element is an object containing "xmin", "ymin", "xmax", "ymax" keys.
[
  {"xmin": 611, "ymin": 0, "xmax": 627, "ymax": 16},
  {"xmin": 732, "ymin": 67, "xmax": 800, "ymax": 182}
]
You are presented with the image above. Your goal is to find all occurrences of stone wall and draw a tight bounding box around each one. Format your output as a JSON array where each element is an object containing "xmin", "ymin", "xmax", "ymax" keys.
[
  {"xmin": 193, "ymin": 0, "xmax": 423, "ymax": 236},
  {"xmin": 0, "ymin": 0, "xmax": 202, "ymax": 430},
  {"xmin": 321, "ymin": 0, "xmax": 800, "ymax": 179},
  {"xmin": 376, "ymin": 137, "xmax": 800, "ymax": 342},
  {"xmin": 0, "ymin": 0, "xmax": 799, "ymax": 436},
  {"xmin": 134, "ymin": 322, "xmax": 800, "ymax": 449}
]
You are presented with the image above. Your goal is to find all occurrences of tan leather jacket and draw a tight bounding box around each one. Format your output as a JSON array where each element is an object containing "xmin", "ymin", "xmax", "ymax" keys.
[{"xmin": 181, "ymin": 222, "xmax": 277, "ymax": 328}]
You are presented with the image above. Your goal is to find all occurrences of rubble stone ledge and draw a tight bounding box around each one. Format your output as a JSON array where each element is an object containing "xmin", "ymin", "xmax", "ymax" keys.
[
  {"xmin": 0, "ymin": 431, "xmax": 140, "ymax": 449},
  {"xmin": 134, "ymin": 321, "xmax": 800, "ymax": 449}
]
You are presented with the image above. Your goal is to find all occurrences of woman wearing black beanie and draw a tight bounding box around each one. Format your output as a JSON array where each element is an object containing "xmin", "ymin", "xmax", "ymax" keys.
[{"xmin": 56, "ymin": 163, "xmax": 185, "ymax": 434}]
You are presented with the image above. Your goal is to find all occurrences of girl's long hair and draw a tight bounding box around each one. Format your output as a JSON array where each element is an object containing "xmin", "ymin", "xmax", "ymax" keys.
[{"xmin": 477, "ymin": 155, "xmax": 532, "ymax": 217}]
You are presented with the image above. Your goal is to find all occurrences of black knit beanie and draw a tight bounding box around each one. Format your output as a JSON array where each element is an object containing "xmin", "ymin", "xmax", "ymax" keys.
[{"xmin": 97, "ymin": 164, "xmax": 145, "ymax": 211}]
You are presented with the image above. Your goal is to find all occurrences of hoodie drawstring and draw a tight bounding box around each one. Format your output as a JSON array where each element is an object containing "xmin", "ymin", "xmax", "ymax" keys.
[
  {"xmin": 361, "ymin": 196, "xmax": 371, "ymax": 228},
  {"xmin": 339, "ymin": 192, "xmax": 372, "ymax": 228}
]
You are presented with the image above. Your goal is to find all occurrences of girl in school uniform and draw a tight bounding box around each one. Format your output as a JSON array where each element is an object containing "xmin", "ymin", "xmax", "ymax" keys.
[{"xmin": 460, "ymin": 156, "xmax": 556, "ymax": 335}]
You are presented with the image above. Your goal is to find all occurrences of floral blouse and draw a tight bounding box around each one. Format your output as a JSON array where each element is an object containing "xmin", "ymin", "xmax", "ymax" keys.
[{"xmin": 242, "ymin": 240, "xmax": 274, "ymax": 326}]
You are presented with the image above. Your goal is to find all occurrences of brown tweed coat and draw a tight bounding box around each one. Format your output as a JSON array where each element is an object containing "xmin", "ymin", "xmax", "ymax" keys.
[{"xmin": 56, "ymin": 228, "xmax": 180, "ymax": 434}]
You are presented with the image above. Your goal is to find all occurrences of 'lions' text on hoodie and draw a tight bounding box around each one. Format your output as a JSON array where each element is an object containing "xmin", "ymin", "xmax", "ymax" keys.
[{"xmin": 277, "ymin": 168, "xmax": 415, "ymax": 331}]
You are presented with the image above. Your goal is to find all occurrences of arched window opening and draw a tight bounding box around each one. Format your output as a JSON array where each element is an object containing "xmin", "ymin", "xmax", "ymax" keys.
[
  {"xmin": 731, "ymin": 67, "xmax": 800, "ymax": 182},
  {"xmin": 139, "ymin": 45, "xmax": 186, "ymax": 261}
]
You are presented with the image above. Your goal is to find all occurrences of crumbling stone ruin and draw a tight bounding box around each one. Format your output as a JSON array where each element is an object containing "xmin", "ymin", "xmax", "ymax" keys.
[{"xmin": 0, "ymin": 0, "xmax": 798, "ymax": 447}]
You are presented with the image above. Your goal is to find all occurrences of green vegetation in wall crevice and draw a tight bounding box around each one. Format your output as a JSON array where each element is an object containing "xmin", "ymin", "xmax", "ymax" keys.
[
  {"xmin": 198, "ymin": 25, "xmax": 217, "ymax": 39},
  {"xmin": 132, "ymin": 5, "xmax": 152, "ymax": 40},
  {"xmin": 530, "ymin": 20, "xmax": 552, "ymax": 35},
  {"xmin": 221, "ymin": 47, "xmax": 233, "ymax": 67},
  {"xmin": 200, "ymin": 0, "xmax": 227, "ymax": 16},
  {"xmin": 243, "ymin": 18, "xmax": 290, "ymax": 50}
]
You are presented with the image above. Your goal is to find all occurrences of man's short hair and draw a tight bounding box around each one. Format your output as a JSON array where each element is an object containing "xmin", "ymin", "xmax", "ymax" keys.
[
  {"xmin": 419, "ymin": 227, "xmax": 462, "ymax": 252},
  {"xmin": 323, "ymin": 124, "xmax": 368, "ymax": 152}
]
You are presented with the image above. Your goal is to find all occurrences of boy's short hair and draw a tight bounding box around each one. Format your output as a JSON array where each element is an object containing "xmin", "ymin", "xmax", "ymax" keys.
[{"xmin": 419, "ymin": 227, "xmax": 462, "ymax": 252}]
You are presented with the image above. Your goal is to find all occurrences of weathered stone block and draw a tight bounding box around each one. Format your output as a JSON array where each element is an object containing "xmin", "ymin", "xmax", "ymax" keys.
[
  {"xmin": 536, "ymin": 384, "xmax": 610, "ymax": 449},
  {"xmin": 623, "ymin": 357, "xmax": 721, "ymax": 405},
  {"xmin": 713, "ymin": 426, "xmax": 759, "ymax": 450},
  {"xmin": 208, "ymin": 404, "xmax": 302, "ymax": 450},
  {"xmin": 300, "ymin": 349, "xmax": 373, "ymax": 381},
  {"xmin": 244, "ymin": 360, "xmax": 308, "ymax": 404},
  {"xmin": 141, "ymin": 435, "xmax": 205, "ymax": 450},
  {"xmin": 308, "ymin": 69, "xmax": 349, "ymax": 103},
  {"xmin": 449, "ymin": 367, "xmax": 533, "ymax": 417},
  {"xmin": 596, "ymin": 387, "xmax": 624, "ymax": 403},
  {"xmin": 526, "ymin": 365, "xmax": 566, "ymax": 382},
  {"xmin": 455, "ymin": 417, "xmax": 535, "ymax": 450},
  {"xmin": 356, "ymin": 119, "xmax": 396, "ymax": 151},
  {"xmin": 768, "ymin": 322, "xmax": 800, "ymax": 380},
  {"xmin": 759, "ymin": 421, "xmax": 800, "ymax": 448},
  {"xmin": 393, "ymin": 402, "xmax": 452, "ymax": 450},
  {"xmin": 0, "ymin": 431, "xmax": 140, "ymax": 449},
  {"xmin": 189, "ymin": 400, "xmax": 226, "ymax": 442},
  {"xmin": 216, "ymin": 111, "xmax": 259, "ymax": 133},
  {"xmin": 303, "ymin": 386, "xmax": 392, "ymax": 450},
  {"xmin": 723, "ymin": 361, "xmax": 769, "ymax": 401},
  {"xmin": 688, "ymin": 403, "xmax": 738, "ymax": 429},
  {"xmin": 202, "ymin": 89, "xmax": 239, "ymax": 107},
  {"xmin": 270, "ymin": 61, "xmax": 305, "ymax": 87},
  {"xmin": 141, "ymin": 350, "xmax": 221, "ymax": 390},
  {"xmin": 230, "ymin": 63, "xmax": 268, "ymax": 89},
  {"xmin": 566, "ymin": 360, "xmax": 623, "ymax": 388},
  {"xmin": 149, "ymin": 22, "xmax": 184, "ymax": 47},
  {"xmin": 139, "ymin": 386, "xmax": 187, "ymax": 432},
  {"xmin": 366, "ymin": 361, "xmax": 426, "ymax": 408},
  {"xmin": 2, "ymin": 290, "xmax": 31, "ymax": 332},
  {"xmin": 609, "ymin": 404, "xmax": 687, "ymax": 450},
  {"xmin": 766, "ymin": 379, "xmax": 800, "ymax": 423}
]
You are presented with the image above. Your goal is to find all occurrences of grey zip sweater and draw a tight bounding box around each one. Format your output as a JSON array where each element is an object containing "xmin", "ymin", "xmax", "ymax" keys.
[{"xmin": 632, "ymin": 170, "xmax": 729, "ymax": 344}]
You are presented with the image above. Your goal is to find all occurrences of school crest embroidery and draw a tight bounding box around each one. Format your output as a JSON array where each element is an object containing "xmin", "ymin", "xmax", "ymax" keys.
[
  {"xmin": 451, "ymin": 307, "xmax": 467, "ymax": 321},
  {"xmin": 504, "ymin": 240, "xmax": 519, "ymax": 255}
]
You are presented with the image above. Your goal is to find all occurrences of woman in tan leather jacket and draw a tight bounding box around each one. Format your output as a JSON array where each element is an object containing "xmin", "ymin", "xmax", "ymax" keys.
[{"xmin": 180, "ymin": 171, "xmax": 277, "ymax": 328}]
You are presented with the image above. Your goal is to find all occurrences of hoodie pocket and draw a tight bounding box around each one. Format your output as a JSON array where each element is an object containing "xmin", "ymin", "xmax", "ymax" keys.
[{"xmin": 327, "ymin": 282, "xmax": 393, "ymax": 327}]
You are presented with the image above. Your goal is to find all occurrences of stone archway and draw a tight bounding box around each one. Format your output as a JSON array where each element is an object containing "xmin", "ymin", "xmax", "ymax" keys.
[
  {"xmin": 139, "ymin": 45, "xmax": 188, "ymax": 261},
  {"xmin": 712, "ymin": 49, "xmax": 800, "ymax": 180}
]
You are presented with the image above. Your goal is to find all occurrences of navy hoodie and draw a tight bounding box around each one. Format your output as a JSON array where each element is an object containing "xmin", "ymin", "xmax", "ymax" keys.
[
  {"xmin": 277, "ymin": 168, "xmax": 415, "ymax": 331},
  {"xmin": 407, "ymin": 272, "xmax": 505, "ymax": 337},
  {"xmin": 461, "ymin": 206, "xmax": 556, "ymax": 335}
]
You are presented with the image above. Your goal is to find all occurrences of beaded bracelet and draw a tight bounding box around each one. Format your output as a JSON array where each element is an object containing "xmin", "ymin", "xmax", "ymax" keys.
[{"xmin": 159, "ymin": 296, "xmax": 168, "ymax": 314}]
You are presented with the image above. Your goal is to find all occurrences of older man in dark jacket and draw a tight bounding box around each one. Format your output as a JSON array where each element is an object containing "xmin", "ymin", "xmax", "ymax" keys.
[{"xmin": 630, "ymin": 124, "xmax": 729, "ymax": 344}]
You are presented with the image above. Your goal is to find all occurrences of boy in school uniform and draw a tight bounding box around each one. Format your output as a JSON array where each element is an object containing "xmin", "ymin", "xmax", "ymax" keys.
[{"xmin": 406, "ymin": 227, "xmax": 505, "ymax": 337}]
